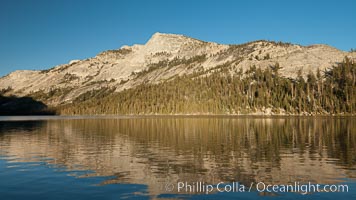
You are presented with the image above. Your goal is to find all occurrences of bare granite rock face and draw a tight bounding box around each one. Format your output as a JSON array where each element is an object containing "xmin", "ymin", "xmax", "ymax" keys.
[{"xmin": 1, "ymin": 32, "xmax": 355, "ymax": 105}]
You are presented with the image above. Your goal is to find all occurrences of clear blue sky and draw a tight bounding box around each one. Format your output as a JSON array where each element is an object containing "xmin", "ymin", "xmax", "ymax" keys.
[{"xmin": 1, "ymin": 0, "xmax": 355, "ymax": 77}]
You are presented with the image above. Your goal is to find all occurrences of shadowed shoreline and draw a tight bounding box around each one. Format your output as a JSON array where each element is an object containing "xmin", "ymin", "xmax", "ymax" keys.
[{"xmin": 0, "ymin": 95, "xmax": 56, "ymax": 116}]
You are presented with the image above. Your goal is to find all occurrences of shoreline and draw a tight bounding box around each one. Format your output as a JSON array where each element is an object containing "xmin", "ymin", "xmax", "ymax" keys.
[{"xmin": 0, "ymin": 113, "xmax": 354, "ymax": 121}]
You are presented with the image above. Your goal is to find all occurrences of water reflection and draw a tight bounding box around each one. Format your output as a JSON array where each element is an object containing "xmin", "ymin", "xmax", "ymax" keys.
[
  {"xmin": 0, "ymin": 117, "xmax": 355, "ymax": 197},
  {"xmin": 0, "ymin": 120, "xmax": 44, "ymax": 133}
]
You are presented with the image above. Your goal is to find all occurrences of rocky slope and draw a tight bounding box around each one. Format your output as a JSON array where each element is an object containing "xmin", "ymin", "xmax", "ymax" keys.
[{"xmin": 0, "ymin": 32, "xmax": 355, "ymax": 106}]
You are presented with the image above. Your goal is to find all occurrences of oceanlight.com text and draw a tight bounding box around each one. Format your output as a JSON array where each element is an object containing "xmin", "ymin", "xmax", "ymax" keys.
[{"xmin": 164, "ymin": 181, "xmax": 349, "ymax": 195}]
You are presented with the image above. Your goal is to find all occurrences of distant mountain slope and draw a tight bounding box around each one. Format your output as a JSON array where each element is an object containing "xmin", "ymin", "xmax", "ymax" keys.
[{"xmin": 0, "ymin": 33, "xmax": 355, "ymax": 115}]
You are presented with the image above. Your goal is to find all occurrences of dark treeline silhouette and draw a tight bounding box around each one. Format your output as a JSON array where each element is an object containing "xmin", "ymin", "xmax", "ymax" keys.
[
  {"xmin": 58, "ymin": 58, "xmax": 356, "ymax": 115},
  {"xmin": 0, "ymin": 95, "xmax": 56, "ymax": 115}
]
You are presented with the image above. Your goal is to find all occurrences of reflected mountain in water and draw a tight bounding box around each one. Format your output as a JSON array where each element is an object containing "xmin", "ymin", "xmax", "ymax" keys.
[{"xmin": 0, "ymin": 117, "xmax": 355, "ymax": 197}]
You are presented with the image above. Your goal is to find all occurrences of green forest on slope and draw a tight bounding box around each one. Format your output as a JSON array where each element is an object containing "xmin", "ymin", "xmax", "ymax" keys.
[{"xmin": 57, "ymin": 58, "xmax": 355, "ymax": 115}]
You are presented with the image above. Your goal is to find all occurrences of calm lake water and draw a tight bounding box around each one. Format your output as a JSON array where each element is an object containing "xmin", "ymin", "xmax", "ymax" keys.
[{"xmin": 0, "ymin": 116, "xmax": 355, "ymax": 200}]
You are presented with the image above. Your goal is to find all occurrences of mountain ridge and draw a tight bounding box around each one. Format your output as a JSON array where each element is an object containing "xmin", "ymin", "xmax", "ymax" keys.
[{"xmin": 0, "ymin": 33, "xmax": 355, "ymax": 108}]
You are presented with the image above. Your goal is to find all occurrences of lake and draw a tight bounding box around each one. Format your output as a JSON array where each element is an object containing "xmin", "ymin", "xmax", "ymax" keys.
[{"xmin": 0, "ymin": 116, "xmax": 355, "ymax": 199}]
